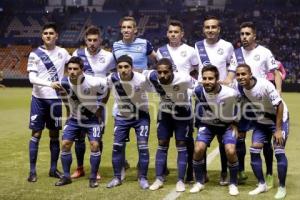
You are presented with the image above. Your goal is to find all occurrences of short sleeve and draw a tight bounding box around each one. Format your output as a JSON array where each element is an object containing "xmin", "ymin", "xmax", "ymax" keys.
[
  {"xmin": 265, "ymin": 80, "xmax": 282, "ymax": 106},
  {"xmin": 146, "ymin": 40, "xmax": 154, "ymax": 55}
]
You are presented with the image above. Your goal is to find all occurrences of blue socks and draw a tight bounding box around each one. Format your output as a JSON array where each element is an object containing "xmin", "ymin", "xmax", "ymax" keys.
[
  {"xmin": 250, "ymin": 147, "xmax": 265, "ymax": 183},
  {"xmin": 275, "ymin": 148, "xmax": 288, "ymax": 187},
  {"xmin": 90, "ymin": 151, "xmax": 101, "ymax": 179},
  {"xmin": 177, "ymin": 145, "xmax": 188, "ymax": 181},
  {"xmin": 193, "ymin": 159, "xmax": 205, "ymax": 184},
  {"xmin": 50, "ymin": 137, "xmax": 60, "ymax": 172},
  {"xmin": 155, "ymin": 145, "xmax": 168, "ymax": 180},
  {"xmin": 61, "ymin": 151, "xmax": 72, "ymax": 178},
  {"xmin": 112, "ymin": 143, "xmax": 124, "ymax": 179},
  {"xmin": 29, "ymin": 136, "xmax": 40, "ymax": 173},
  {"xmin": 137, "ymin": 143, "xmax": 149, "ymax": 178}
]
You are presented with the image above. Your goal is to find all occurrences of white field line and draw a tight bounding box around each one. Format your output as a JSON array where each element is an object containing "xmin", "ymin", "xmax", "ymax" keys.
[{"xmin": 162, "ymin": 147, "xmax": 219, "ymax": 200}]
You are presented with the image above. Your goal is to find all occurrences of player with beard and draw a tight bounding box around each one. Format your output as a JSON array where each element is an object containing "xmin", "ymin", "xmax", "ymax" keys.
[
  {"xmin": 71, "ymin": 25, "xmax": 115, "ymax": 180},
  {"xmin": 230, "ymin": 22, "xmax": 281, "ymax": 187},
  {"xmin": 190, "ymin": 65, "xmax": 239, "ymax": 196}
]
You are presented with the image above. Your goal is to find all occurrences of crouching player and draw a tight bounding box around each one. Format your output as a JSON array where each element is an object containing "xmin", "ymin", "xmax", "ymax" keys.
[
  {"xmin": 190, "ymin": 65, "xmax": 239, "ymax": 196},
  {"xmin": 55, "ymin": 56, "xmax": 107, "ymax": 188},
  {"xmin": 236, "ymin": 64, "xmax": 288, "ymax": 199}
]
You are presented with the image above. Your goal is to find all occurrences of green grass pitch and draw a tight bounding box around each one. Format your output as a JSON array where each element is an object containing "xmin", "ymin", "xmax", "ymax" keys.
[{"xmin": 0, "ymin": 88, "xmax": 299, "ymax": 200}]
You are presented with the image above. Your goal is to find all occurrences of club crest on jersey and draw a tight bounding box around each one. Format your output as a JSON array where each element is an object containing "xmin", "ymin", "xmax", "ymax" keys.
[
  {"xmin": 134, "ymin": 85, "xmax": 141, "ymax": 92},
  {"xmin": 180, "ymin": 51, "xmax": 187, "ymax": 57},
  {"xmin": 136, "ymin": 46, "xmax": 143, "ymax": 52},
  {"xmin": 217, "ymin": 48, "xmax": 224, "ymax": 55},
  {"xmin": 254, "ymin": 55, "xmax": 260, "ymax": 61},
  {"xmin": 58, "ymin": 52, "xmax": 63, "ymax": 59},
  {"xmin": 255, "ymin": 94, "xmax": 263, "ymax": 101},
  {"xmin": 83, "ymin": 88, "xmax": 91, "ymax": 95},
  {"xmin": 173, "ymin": 85, "xmax": 180, "ymax": 91},
  {"xmin": 99, "ymin": 56, "xmax": 105, "ymax": 63}
]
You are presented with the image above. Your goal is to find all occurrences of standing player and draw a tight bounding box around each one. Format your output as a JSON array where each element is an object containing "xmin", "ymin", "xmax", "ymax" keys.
[
  {"xmin": 148, "ymin": 58, "xmax": 194, "ymax": 192},
  {"xmin": 112, "ymin": 16, "xmax": 157, "ymax": 72},
  {"xmin": 190, "ymin": 65, "xmax": 239, "ymax": 196},
  {"xmin": 156, "ymin": 19, "xmax": 199, "ymax": 182},
  {"xmin": 27, "ymin": 23, "xmax": 70, "ymax": 182},
  {"xmin": 55, "ymin": 56, "xmax": 107, "ymax": 188},
  {"xmin": 194, "ymin": 15, "xmax": 235, "ymax": 185},
  {"xmin": 230, "ymin": 21, "xmax": 282, "ymax": 187},
  {"xmin": 71, "ymin": 25, "xmax": 115, "ymax": 180},
  {"xmin": 235, "ymin": 64, "xmax": 288, "ymax": 199},
  {"xmin": 112, "ymin": 16, "xmax": 156, "ymax": 173},
  {"xmin": 106, "ymin": 55, "xmax": 150, "ymax": 190}
]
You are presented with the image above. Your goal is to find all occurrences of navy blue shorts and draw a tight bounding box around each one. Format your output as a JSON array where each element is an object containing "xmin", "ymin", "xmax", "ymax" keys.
[
  {"xmin": 62, "ymin": 117, "xmax": 103, "ymax": 142},
  {"xmin": 196, "ymin": 124, "xmax": 237, "ymax": 145},
  {"xmin": 252, "ymin": 119, "xmax": 289, "ymax": 148},
  {"xmin": 157, "ymin": 111, "xmax": 192, "ymax": 141},
  {"xmin": 29, "ymin": 96, "xmax": 62, "ymax": 131},
  {"xmin": 114, "ymin": 113, "xmax": 150, "ymax": 143}
]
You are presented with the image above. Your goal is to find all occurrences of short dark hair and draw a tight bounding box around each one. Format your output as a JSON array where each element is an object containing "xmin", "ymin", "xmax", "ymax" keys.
[
  {"xmin": 42, "ymin": 23, "xmax": 58, "ymax": 32},
  {"xmin": 240, "ymin": 21, "xmax": 256, "ymax": 34},
  {"xmin": 66, "ymin": 56, "xmax": 84, "ymax": 69},
  {"xmin": 236, "ymin": 63, "xmax": 252, "ymax": 74},
  {"xmin": 201, "ymin": 65, "xmax": 219, "ymax": 80},
  {"xmin": 119, "ymin": 16, "xmax": 137, "ymax": 27},
  {"xmin": 117, "ymin": 55, "xmax": 133, "ymax": 67},
  {"xmin": 157, "ymin": 58, "xmax": 173, "ymax": 70},
  {"xmin": 168, "ymin": 19, "xmax": 184, "ymax": 31},
  {"xmin": 85, "ymin": 25, "xmax": 101, "ymax": 37},
  {"xmin": 204, "ymin": 15, "xmax": 221, "ymax": 26}
]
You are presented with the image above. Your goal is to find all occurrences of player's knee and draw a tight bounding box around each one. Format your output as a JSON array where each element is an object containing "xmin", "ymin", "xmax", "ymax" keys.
[
  {"xmin": 158, "ymin": 140, "xmax": 169, "ymax": 147},
  {"xmin": 113, "ymin": 143, "xmax": 124, "ymax": 153},
  {"xmin": 90, "ymin": 141, "xmax": 100, "ymax": 152},
  {"xmin": 49, "ymin": 130, "xmax": 59, "ymax": 138},
  {"xmin": 251, "ymin": 143, "xmax": 263, "ymax": 149},
  {"xmin": 225, "ymin": 145, "xmax": 237, "ymax": 159},
  {"xmin": 193, "ymin": 142, "xmax": 206, "ymax": 159},
  {"xmin": 237, "ymin": 132, "xmax": 246, "ymax": 139},
  {"xmin": 175, "ymin": 140, "xmax": 186, "ymax": 147},
  {"xmin": 62, "ymin": 140, "xmax": 72, "ymax": 151},
  {"xmin": 32, "ymin": 130, "xmax": 42, "ymax": 138}
]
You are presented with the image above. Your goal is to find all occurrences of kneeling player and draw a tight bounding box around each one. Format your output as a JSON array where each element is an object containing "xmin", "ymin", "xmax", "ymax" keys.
[
  {"xmin": 190, "ymin": 65, "xmax": 239, "ymax": 196},
  {"xmin": 55, "ymin": 56, "xmax": 107, "ymax": 188},
  {"xmin": 236, "ymin": 64, "xmax": 288, "ymax": 199}
]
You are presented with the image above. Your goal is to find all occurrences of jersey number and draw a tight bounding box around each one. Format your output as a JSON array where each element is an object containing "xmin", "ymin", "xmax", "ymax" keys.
[{"xmin": 139, "ymin": 125, "xmax": 149, "ymax": 137}]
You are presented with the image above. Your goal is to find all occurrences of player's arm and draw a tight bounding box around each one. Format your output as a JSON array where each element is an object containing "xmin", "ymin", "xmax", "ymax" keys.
[
  {"xmin": 59, "ymin": 89, "xmax": 70, "ymax": 118},
  {"xmin": 146, "ymin": 40, "xmax": 157, "ymax": 63},
  {"xmin": 220, "ymin": 71, "xmax": 235, "ymax": 86},
  {"xmin": 28, "ymin": 71, "xmax": 61, "ymax": 89},
  {"xmin": 274, "ymin": 101, "xmax": 284, "ymax": 146},
  {"xmin": 274, "ymin": 69, "xmax": 282, "ymax": 95}
]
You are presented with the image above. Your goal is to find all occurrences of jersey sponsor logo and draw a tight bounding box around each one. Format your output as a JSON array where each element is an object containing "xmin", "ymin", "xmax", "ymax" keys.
[
  {"xmin": 254, "ymin": 54, "xmax": 260, "ymax": 61},
  {"xmin": 180, "ymin": 50, "xmax": 187, "ymax": 57},
  {"xmin": 173, "ymin": 85, "xmax": 180, "ymax": 91},
  {"xmin": 217, "ymin": 48, "xmax": 224, "ymax": 55},
  {"xmin": 83, "ymin": 88, "xmax": 91, "ymax": 95}
]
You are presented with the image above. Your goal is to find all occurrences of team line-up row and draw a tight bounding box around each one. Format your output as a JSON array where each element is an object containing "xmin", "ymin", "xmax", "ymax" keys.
[{"xmin": 26, "ymin": 15, "xmax": 288, "ymax": 200}]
